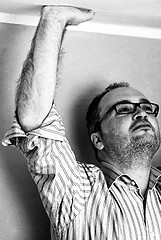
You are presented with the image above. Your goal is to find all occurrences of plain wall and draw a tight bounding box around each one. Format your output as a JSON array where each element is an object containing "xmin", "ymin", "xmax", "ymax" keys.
[{"xmin": 0, "ymin": 22, "xmax": 161, "ymax": 239}]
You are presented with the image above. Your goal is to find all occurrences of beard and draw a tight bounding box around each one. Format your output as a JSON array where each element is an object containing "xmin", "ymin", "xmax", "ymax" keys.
[{"xmin": 102, "ymin": 127, "xmax": 161, "ymax": 170}]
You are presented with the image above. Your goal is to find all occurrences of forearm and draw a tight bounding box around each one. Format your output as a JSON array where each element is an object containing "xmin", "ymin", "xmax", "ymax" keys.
[
  {"xmin": 16, "ymin": 8, "xmax": 67, "ymax": 131},
  {"xmin": 16, "ymin": 6, "xmax": 94, "ymax": 132}
]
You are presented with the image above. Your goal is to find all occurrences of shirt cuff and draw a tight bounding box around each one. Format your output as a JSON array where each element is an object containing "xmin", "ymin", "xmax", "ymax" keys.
[{"xmin": 2, "ymin": 103, "xmax": 65, "ymax": 147}]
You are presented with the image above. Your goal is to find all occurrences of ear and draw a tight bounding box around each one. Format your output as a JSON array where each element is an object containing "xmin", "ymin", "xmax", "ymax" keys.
[{"xmin": 90, "ymin": 132, "xmax": 104, "ymax": 150}]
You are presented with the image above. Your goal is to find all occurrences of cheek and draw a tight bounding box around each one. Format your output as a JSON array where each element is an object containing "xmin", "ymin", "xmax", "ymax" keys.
[
  {"xmin": 149, "ymin": 116, "xmax": 160, "ymax": 133},
  {"xmin": 101, "ymin": 117, "xmax": 131, "ymax": 137}
]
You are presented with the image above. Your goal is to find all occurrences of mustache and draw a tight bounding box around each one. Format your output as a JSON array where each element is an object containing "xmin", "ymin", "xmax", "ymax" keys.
[{"xmin": 129, "ymin": 119, "xmax": 155, "ymax": 132}]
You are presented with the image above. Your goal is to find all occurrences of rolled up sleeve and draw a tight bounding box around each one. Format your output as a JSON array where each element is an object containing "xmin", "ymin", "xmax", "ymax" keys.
[{"xmin": 2, "ymin": 103, "xmax": 94, "ymax": 229}]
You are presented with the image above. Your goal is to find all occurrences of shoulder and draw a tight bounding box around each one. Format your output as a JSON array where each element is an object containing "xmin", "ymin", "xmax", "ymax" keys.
[{"xmin": 78, "ymin": 162, "xmax": 105, "ymax": 184}]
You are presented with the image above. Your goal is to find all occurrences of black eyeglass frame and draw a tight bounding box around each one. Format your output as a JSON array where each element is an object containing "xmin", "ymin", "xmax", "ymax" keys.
[{"xmin": 94, "ymin": 100, "xmax": 159, "ymax": 132}]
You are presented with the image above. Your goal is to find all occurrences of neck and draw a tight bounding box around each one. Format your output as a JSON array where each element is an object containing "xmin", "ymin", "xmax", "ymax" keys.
[
  {"xmin": 101, "ymin": 151, "xmax": 152, "ymax": 197},
  {"xmin": 122, "ymin": 166, "xmax": 151, "ymax": 196}
]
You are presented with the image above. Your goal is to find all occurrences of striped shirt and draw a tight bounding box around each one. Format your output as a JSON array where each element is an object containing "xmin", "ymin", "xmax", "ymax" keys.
[{"xmin": 2, "ymin": 104, "xmax": 161, "ymax": 240}]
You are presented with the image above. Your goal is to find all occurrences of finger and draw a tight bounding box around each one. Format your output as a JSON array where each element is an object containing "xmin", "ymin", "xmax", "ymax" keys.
[
  {"xmin": 78, "ymin": 9, "xmax": 95, "ymax": 22},
  {"xmin": 76, "ymin": 7, "xmax": 94, "ymax": 13}
]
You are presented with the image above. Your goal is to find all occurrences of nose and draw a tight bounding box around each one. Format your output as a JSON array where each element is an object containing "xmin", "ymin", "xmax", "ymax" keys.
[{"xmin": 132, "ymin": 106, "xmax": 148, "ymax": 120}]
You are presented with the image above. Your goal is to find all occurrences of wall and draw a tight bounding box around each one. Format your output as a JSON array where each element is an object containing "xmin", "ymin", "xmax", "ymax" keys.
[{"xmin": 0, "ymin": 22, "xmax": 161, "ymax": 239}]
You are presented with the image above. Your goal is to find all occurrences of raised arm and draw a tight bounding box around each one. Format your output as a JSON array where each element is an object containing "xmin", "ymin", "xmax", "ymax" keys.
[{"xmin": 16, "ymin": 6, "xmax": 94, "ymax": 132}]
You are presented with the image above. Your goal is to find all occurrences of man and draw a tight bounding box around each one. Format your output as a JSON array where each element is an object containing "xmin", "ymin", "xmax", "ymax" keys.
[{"xmin": 2, "ymin": 6, "xmax": 161, "ymax": 240}]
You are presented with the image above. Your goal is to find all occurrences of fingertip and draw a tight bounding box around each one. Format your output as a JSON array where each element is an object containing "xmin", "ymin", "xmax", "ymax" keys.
[
  {"xmin": 88, "ymin": 9, "xmax": 94, "ymax": 13},
  {"xmin": 82, "ymin": 8, "xmax": 95, "ymax": 15},
  {"xmin": 89, "ymin": 9, "xmax": 95, "ymax": 16}
]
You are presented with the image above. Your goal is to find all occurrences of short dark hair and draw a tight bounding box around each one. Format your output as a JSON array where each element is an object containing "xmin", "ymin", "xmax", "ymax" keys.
[{"xmin": 86, "ymin": 82, "xmax": 130, "ymax": 136}]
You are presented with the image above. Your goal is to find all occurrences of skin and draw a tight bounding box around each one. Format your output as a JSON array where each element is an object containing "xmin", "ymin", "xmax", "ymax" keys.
[
  {"xmin": 91, "ymin": 87, "xmax": 161, "ymax": 195},
  {"xmin": 16, "ymin": 6, "xmax": 94, "ymax": 132}
]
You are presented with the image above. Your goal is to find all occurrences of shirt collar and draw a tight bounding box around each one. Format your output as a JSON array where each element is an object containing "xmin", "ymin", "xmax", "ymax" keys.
[
  {"xmin": 100, "ymin": 162, "xmax": 161, "ymax": 190},
  {"xmin": 100, "ymin": 162, "xmax": 125, "ymax": 189},
  {"xmin": 149, "ymin": 166, "xmax": 161, "ymax": 189}
]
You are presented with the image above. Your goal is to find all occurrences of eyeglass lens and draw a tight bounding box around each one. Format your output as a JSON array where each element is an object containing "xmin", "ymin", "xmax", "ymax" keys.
[{"xmin": 116, "ymin": 102, "xmax": 156, "ymax": 115}]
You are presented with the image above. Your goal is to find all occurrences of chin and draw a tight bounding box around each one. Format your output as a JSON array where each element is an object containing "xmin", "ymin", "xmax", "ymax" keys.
[{"xmin": 131, "ymin": 134, "xmax": 160, "ymax": 158}]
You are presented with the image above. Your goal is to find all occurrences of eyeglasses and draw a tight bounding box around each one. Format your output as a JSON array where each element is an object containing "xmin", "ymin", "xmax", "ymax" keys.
[{"xmin": 94, "ymin": 100, "xmax": 159, "ymax": 131}]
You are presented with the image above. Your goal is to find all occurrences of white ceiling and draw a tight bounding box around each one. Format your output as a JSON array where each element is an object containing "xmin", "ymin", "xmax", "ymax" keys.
[{"xmin": 1, "ymin": 0, "xmax": 161, "ymax": 39}]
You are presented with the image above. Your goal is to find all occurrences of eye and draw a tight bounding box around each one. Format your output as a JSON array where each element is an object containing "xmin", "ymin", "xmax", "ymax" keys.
[
  {"xmin": 141, "ymin": 103, "xmax": 153, "ymax": 113},
  {"xmin": 116, "ymin": 104, "xmax": 134, "ymax": 114}
]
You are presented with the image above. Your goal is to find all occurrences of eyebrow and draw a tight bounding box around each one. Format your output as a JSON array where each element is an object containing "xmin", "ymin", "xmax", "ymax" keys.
[
  {"xmin": 115, "ymin": 98, "xmax": 151, "ymax": 105},
  {"xmin": 139, "ymin": 98, "xmax": 151, "ymax": 103}
]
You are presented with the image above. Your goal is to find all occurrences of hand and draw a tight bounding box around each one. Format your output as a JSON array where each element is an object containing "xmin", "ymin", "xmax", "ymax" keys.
[{"xmin": 41, "ymin": 5, "xmax": 95, "ymax": 26}]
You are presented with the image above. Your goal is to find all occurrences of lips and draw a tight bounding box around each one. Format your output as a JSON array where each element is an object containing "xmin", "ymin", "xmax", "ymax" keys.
[{"xmin": 130, "ymin": 120, "xmax": 154, "ymax": 132}]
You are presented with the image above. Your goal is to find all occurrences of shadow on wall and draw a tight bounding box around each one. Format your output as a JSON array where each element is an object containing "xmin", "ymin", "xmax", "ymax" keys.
[
  {"xmin": 70, "ymin": 84, "xmax": 104, "ymax": 166},
  {"xmin": 0, "ymin": 24, "xmax": 51, "ymax": 240},
  {"xmin": 0, "ymin": 146, "xmax": 51, "ymax": 240}
]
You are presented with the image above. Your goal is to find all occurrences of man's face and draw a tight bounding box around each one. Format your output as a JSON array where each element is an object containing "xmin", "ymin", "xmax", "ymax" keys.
[{"xmin": 98, "ymin": 87, "xmax": 161, "ymax": 168}]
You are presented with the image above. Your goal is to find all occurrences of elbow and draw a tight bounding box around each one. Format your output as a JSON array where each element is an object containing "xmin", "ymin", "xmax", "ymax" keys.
[
  {"xmin": 16, "ymin": 100, "xmax": 52, "ymax": 132},
  {"xmin": 16, "ymin": 109, "xmax": 43, "ymax": 132},
  {"xmin": 20, "ymin": 117, "xmax": 42, "ymax": 132},
  {"xmin": 19, "ymin": 115, "xmax": 42, "ymax": 132}
]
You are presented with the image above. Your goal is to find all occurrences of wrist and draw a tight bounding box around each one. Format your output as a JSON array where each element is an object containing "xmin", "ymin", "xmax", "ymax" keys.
[{"xmin": 41, "ymin": 7, "xmax": 70, "ymax": 27}]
